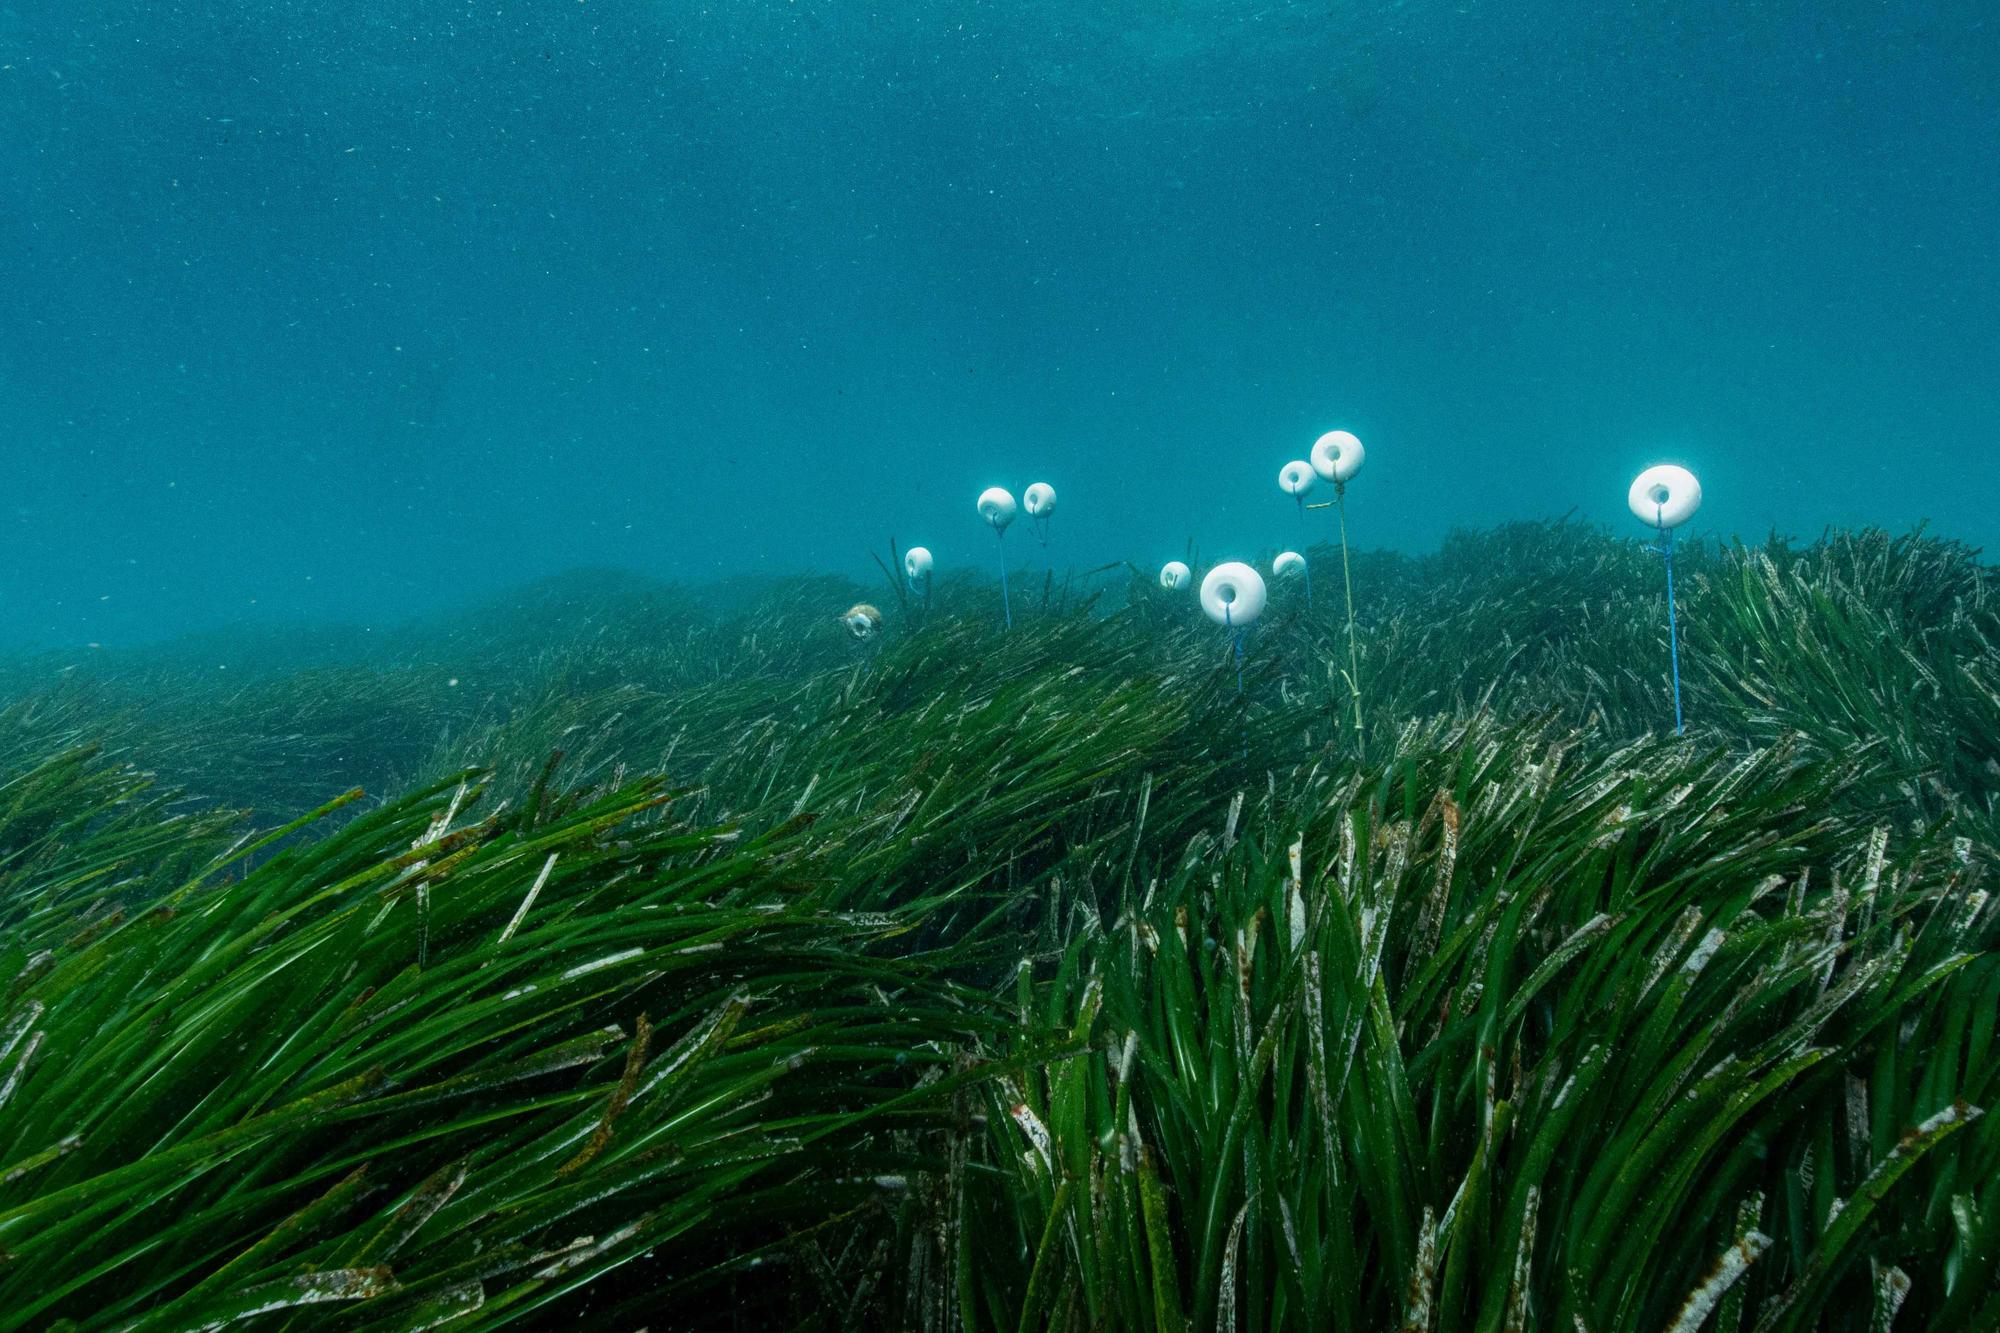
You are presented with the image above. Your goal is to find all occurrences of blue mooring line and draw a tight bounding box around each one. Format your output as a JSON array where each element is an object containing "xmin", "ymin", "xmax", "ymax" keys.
[
  {"xmin": 1657, "ymin": 505, "xmax": 1684, "ymax": 734},
  {"xmin": 996, "ymin": 532, "xmax": 1012, "ymax": 629},
  {"xmin": 1296, "ymin": 496, "xmax": 1313, "ymax": 608},
  {"xmin": 1227, "ymin": 606, "xmax": 1247, "ymax": 757},
  {"xmin": 1224, "ymin": 600, "xmax": 1240, "ymax": 688},
  {"xmin": 1665, "ymin": 530, "xmax": 1683, "ymax": 734}
]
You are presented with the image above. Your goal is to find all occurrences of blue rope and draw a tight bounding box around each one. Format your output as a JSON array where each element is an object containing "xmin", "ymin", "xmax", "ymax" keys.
[
  {"xmin": 1227, "ymin": 604, "xmax": 1247, "ymax": 757},
  {"xmin": 996, "ymin": 530, "xmax": 1012, "ymax": 629},
  {"xmin": 1037, "ymin": 517, "xmax": 1054, "ymax": 599},
  {"xmin": 1224, "ymin": 600, "xmax": 1240, "ymax": 688},
  {"xmin": 1651, "ymin": 504, "xmax": 1686, "ymax": 733},
  {"xmin": 1662, "ymin": 517, "xmax": 1684, "ymax": 733},
  {"xmin": 1296, "ymin": 496, "xmax": 1314, "ymax": 608}
]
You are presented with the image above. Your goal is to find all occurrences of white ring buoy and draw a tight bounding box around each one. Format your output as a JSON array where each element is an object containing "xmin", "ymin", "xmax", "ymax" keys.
[
  {"xmin": 1272, "ymin": 550, "xmax": 1306, "ymax": 579},
  {"xmin": 1310, "ymin": 430, "xmax": 1365, "ymax": 483},
  {"xmin": 977, "ymin": 487, "xmax": 1017, "ymax": 531},
  {"xmin": 1628, "ymin": 465, "xmax": 1702, "ymax": 530},
  {"xmin": 841, "ymin": 604, "xmax": 883, "ymax": 639},
  {"xmin": 904, "ymin": 546, "xmax": 933, "ymax": 582},
  {"xmin": 1278, "ymin": 461, "xmax": 1316, "ymax": 497},
  {"xmin": 1024, "ymin": 482, "xmax": 1057, "ymax": 517},
  {"xmin": 1159, "ymin": 560, "xmax": 1192, "ymax": 591},
  {"xmin": 1200, "ymin": 562, "xmax": 1267, "ymax": 627}
]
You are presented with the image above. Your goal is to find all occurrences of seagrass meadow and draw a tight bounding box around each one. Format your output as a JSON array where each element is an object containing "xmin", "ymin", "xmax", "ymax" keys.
[{"xmin": 0, "ymin": 521, "xmax": 1994, "ymax": 1331}]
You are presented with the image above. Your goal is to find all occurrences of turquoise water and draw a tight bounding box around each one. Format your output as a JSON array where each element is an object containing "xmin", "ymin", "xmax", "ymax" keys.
[{"xmin": 3, "ymin": 1, "xmax": 1994, "ymax": 646}]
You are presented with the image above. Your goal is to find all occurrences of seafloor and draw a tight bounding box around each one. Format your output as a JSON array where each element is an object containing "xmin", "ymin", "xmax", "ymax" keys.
[{"xmin": 0, "ymin": 521, "xmax": 1992, "ymax": 1330}]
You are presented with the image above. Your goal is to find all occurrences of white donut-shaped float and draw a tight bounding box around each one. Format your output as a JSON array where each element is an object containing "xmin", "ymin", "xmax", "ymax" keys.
[
  {"xmin": 841, "ymin": 604, "xmax": 883, "ymax": 639},
  {"xmin": 1159, "ymin": 560, "xmax": 1192, "ymax": 591},
  {"xmin": 1200, "ymin": 562, "xmax": 1267, "ymax": 627},
  {"xmin": 977, "ymin": 487, "xmax": 1017, "ymax": 531},
  {"xmin": 1278, "ymin": 461, "xmax": 1316, "ymax": 497},
  {"xmin": 1272, "ymin": 550, "xmax": 1306, "ymax": 579},
  {"xmin": 904, "ymin": 546, "xmax": 933, "ymax": 582},
  {"xmin": 1310, "ymin": 430, "xmax": 1366, "ymax": 483},
  {"xmin": 1627, "ymin": 465, "xmax": 1702, "ymax": 530},
  {"xmin": 1024, "ymin": 482, "xmax": 1057, "ymax": 517}
]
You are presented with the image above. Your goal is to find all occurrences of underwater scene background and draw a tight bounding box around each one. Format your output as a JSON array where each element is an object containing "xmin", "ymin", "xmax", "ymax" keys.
[
  {"xmin": 3, "ymin": 0, "xmax": 1997, "ymax": 645},
  {"xmin": 0, "ymin": 3, "xmax": 1997, "ymax": 1331}
]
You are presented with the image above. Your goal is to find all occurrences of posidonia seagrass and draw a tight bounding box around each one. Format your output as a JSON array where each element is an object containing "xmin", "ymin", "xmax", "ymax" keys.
[{"xmin": 0, "ymin": 521, "xmax": 1993, "ymax": 1329}]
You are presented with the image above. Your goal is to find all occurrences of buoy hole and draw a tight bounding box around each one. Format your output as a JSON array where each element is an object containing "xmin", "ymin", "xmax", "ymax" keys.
[
  {"xmin": 1650, "ymin": 485, "xmax": 1670, "ymax": 505},
  {"xmin": 1220, "ymin": 586, "xmax": 1238, "ymax": 603}
]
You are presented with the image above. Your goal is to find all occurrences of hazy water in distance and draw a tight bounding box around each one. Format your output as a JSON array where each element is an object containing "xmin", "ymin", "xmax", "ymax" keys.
[{"xmin": 2, "ymin": 1, "xmax": 1995, "ymax": 647}]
